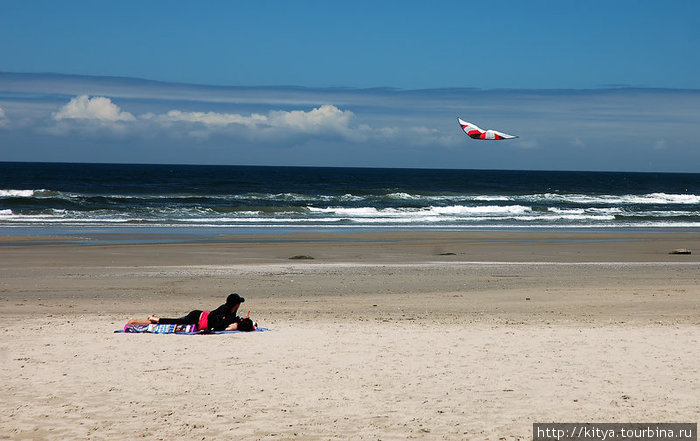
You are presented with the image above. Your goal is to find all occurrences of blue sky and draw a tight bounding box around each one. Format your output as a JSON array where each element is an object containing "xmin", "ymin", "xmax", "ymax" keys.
[
  {"xmin": 1, "ymin": 1, "xmax": 700, "ymax": 171},
  {"xmin": 2, "ymin": 1, "xmax": 699, "ymax": 89}
]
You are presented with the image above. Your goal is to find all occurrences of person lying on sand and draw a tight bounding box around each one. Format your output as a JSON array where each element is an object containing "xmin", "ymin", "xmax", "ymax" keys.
[{"xmin": 127, "ymin": 293, "xmax": 256, "ymax": 332}]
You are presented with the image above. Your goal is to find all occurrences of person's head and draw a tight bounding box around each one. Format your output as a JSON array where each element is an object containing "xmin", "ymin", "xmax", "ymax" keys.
[
  {"xmin": 226, "ymin": 293, "xmax": 245, "ymax": 311},
  {"xmin": 238, "ymin": 317, "xmax": 256, "ymax": 332}
]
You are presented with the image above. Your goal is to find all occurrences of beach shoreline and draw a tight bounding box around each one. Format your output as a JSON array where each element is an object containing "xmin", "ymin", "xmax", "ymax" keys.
[{"xmin": 1, "ymin": 230, "xmax": 698, "ymax": 440}]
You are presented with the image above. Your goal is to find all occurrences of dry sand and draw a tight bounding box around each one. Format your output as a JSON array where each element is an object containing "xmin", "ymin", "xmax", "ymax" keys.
[{"xmin": 1, "ymin": 230, "xmax": 699, "ymax": 440}]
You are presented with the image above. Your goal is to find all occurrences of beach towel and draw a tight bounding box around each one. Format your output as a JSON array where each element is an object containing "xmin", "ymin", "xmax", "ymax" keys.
[{"xmin": 115, "ymin": 323, "xmax": 268, "ymax": 334}]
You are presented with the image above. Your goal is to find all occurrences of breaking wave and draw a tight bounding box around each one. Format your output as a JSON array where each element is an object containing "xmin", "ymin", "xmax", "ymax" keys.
[
  {"xmin": 2, "ymin": 164, "xmax": 699, "ymax": 229},
  {"xmin": 1, "ymin": 189, "xmax": 699, "ymax": 228}
]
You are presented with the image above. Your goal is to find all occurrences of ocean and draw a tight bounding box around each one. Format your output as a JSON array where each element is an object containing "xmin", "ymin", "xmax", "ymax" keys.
[{"xmin": 1, "ymin": 162, "xmax": 700, "ymax": 238}]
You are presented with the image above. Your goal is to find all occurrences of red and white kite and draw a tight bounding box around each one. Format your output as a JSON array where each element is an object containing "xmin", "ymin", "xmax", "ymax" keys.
[{"xmin": 458, "ymin": 118, "xmax": 518, "ymax": 140}]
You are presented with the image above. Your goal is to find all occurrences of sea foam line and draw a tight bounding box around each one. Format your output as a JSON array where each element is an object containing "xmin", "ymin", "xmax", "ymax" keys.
[{"xmin": 2, "ymin": 189, "xmax": 699, "ymax": 205}]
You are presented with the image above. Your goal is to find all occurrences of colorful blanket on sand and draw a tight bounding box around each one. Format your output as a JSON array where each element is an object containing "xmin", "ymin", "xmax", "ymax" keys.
[{"xmin": 115, "ymin": 323, "xmax": 268, "ymax": 334}]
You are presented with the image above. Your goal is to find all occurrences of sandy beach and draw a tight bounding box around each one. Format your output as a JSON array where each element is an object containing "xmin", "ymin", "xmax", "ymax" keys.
[{"xmin": 1, "ymin": 230, "xmax": 699, "ymax": 440}]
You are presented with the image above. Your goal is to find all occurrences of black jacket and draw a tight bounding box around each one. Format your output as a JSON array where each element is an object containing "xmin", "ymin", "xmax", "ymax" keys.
[{"xmin": 206, "ymin": 303, "xmax": 240, "ymax": 331}]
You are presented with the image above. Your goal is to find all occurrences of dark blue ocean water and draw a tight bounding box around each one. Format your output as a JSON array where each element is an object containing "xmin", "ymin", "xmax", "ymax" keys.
[{"xmin": 1, "ymin": 162, "xmax": 699, "ymax": 231}]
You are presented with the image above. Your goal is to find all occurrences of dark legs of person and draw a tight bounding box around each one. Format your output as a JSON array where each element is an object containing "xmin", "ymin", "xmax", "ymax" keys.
[{"xmin": 156, "ymin": 310, "xmax": 203, "ymax": 325}]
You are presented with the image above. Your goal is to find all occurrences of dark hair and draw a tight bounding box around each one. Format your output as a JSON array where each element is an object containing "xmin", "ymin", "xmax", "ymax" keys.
[
  {"xmin": 238, "ymin": 317, "xmax": 255, "ymax": 332},
  {"xmin": 226, "ymin": 293, "xmax": 245, "ymax": 306}
]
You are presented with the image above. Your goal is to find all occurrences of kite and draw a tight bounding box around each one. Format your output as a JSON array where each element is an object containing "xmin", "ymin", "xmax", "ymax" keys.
[{"xmin": 458, "ymin": 118, "xmax": 518, "ymax": 140}]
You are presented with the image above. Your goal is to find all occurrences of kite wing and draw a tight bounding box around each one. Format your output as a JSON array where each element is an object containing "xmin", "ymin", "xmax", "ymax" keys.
[{"xmin": 457, "ymin": 117, "xmax": 518, "ymax": 140}]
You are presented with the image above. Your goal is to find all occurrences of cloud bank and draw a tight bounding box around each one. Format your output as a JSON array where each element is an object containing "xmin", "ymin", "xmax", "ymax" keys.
[
  {"xmin": 46, "ymin": 95, "xmax": 435, "ymax": 145},
  {"xmin": 1, "ymin": 72, "xmax": 700, "ymax": 171},
  {"xmin": 145, "ymin": 104, "xmax": 357, "ymax": 136}
]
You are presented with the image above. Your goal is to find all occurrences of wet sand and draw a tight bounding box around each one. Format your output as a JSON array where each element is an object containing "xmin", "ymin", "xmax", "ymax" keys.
[{"xmin": 1, "ymin": 230, "xmax": 699, "ymax": 440}]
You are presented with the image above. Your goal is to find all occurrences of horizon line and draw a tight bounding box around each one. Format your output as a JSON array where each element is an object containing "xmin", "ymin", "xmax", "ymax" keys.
[{"xmin": 1, "ymin": 160, "xmax": 698, "ymax": 175}]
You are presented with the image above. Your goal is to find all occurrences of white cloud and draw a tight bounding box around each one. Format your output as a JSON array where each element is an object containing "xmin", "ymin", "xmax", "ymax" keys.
[
  {"xmin": 44, "ymin": 96, "xmax": 475, "ymax": 147},
  {"xmin": 149, "ymin": 104, "xmax": 355, "ymax": 134},
  {"xmin": 141, "ymin": 104, "xmax": 378, "ymax": 142},
  {"xmin": 53, "ymin": 95, "xmax": 136, "ymax": 122},
  {"xmin": 149, "ymin": 110, "xmax": 267, "ymax": 127},
  {"xmin": 269, "ymin": 105, "xmax": 354, "ymax": 133},
  {"xmin": 48, "ymin": 97, "xmax": 379, "ymax": 141}
]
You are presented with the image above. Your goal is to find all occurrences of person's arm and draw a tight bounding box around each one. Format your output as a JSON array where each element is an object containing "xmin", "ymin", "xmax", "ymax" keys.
[{"xmin": 224, "ymin": 322, "xmax": 239, "ymax": 331}]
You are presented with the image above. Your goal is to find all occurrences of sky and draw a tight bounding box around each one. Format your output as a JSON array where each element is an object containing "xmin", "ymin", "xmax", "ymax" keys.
[{"xmin": 1, "ymin": 0, "xmax": 700, "ymax": 172}]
